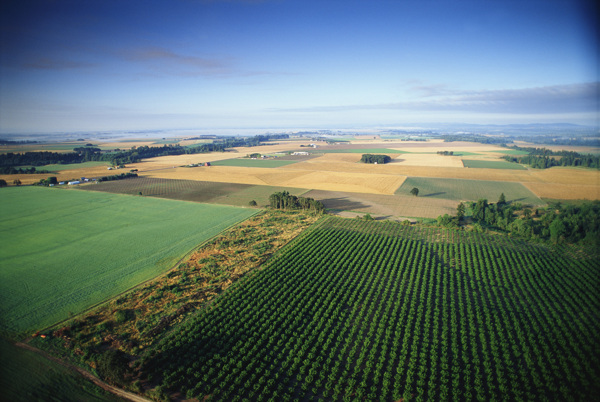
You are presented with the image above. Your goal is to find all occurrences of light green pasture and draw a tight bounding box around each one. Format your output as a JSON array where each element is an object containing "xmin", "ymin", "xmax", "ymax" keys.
[
  {"xmin": 36, "ymin": 161, "xmax": 110, "ymax": 172},
  {"xmin": 0, "ymin": 187, "xmax": 256, "ymax": 335},
  {"xmin": 397, "ymin": 177, "xmax": 544, "ymax": 206},
  {"xmin": 462, "ymin": 159, "xmax": 527, "ymax": 170}
]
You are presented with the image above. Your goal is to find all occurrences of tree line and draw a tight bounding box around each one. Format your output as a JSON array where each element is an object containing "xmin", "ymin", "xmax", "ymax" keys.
[
  {"xmin": 502, "ymin": 146, "xmax": 600, "ymax": 169},
  {"xmin": 268, "ymin": 191, "xmax": 325, "ymax": 213},
  {"xmin": 97, "ymin": 172, "xmax": 138, "ymax": 182},
  {"xmin": 443, "ymin": 134, "xmax": 512, "ymax": 144},
  {"xmin": 0, "ymin": 134, "xmax": 289, "ymax": 173},
  {"xmin": 360, "ymin": 154, "xmax": 391, "ymax": 164},
  {"xmin": 437, "ymin": 194, "xmax": 600, "ymax": 244}
]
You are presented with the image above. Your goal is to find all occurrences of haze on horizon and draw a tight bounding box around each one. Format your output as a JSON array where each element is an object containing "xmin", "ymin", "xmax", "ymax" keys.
[{"xmin": 0, "ymin": 0, "xmax": 598, "ymax": 134}]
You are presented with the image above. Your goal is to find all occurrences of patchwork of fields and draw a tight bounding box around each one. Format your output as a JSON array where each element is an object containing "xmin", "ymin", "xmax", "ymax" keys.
[
  {"xmin": 0, "ymin": 187, "xmax": 256, "ymax": 335},
  {"xmin": 2, "ymin": 137, "xmax": 599, "ymax": 401}
]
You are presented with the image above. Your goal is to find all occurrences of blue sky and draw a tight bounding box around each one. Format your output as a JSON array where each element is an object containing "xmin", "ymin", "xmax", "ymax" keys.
[{"xmin": 0, "ymin": 0, "xmax": 598, "ymax": 133}]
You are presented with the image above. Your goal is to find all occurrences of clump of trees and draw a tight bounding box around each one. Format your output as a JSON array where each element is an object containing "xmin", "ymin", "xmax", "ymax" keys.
[
  {"xmin": 502, "ymin": 147, "xmax": 600, "ymax": 169},
  {"xmin": 360, "ymin": 154, "xmax": 391, "ymax": 164},
  {"xmin": 437, "ymin": 193, "xmax": 600, "ymax": 244},
  {"xmin": 437, "ymin": 151, "xmax": 454, "ymax": 155},
  {"xmin": 38, "ymin": 176, "xmax": 58, "ymax": 186},
  {"xmin": 268, "ymin": 191, "xmax": 324, "ymax": 213}
]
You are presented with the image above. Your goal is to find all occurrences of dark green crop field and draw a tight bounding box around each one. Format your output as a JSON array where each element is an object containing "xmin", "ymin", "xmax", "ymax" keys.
[
  {"xmin": 142, "ymin": 217, "xmax": 600, "ymax": 401},
  {"xmin": 462, "ymin": 159, "xmax": 527, "ymax": 170}
]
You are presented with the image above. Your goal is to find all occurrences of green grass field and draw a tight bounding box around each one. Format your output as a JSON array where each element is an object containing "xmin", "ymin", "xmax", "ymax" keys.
[
  {"xmin": 462, "ymin": 159, "xmax": 527, "ymax": 170},
  {"xmin": 35, "ymin": 161, "xmax": 110, "ymax": 172},
  {"xmin": 0, "ymin": 187, "xmax": 256, "ymax": 335},
  {"xmin": 490, "ymin": 149, "xmax": 531, "ymax": 155},
  {"xmin": 0, "ymin": 339, "xmax": 118, "ymax": 401},
  {"xmin": 209, "ymin": 158, "xmax": 300, "ymax": 168},
  {"xmin": 397, "ymin": 177, "xmax": 544, "ymax": 205}
]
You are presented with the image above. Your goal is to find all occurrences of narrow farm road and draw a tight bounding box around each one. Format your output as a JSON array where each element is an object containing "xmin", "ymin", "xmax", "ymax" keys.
[{"xmin": 14, "ymin": 341, "xmax": 151, "ymax": 402}]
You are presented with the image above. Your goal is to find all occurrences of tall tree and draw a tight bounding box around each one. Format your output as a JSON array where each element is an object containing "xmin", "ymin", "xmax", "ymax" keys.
[
  {"xmin": 498, "ymin": 192, "xmax": 506, "ymax": 206},
  {"xmin": 410, "ymin": 187, "xmax": 419, "ymax": 197},
  {"xmin": 457, "ymin": 202, "xmax": 465, "ymax": 221}
]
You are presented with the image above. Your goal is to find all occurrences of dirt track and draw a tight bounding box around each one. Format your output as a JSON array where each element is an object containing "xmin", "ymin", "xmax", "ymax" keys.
[{"xmin": 14, "ymin": 341, "xmax": 150, "ymax": 402}]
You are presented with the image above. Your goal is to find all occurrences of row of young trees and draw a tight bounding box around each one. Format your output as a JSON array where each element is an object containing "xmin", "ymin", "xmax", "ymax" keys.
[
  {"xmin": 139, "ymin": 218, "xmax": 599, "ymax": 401},
  {"xmin": 360, "ymin": 154, "xmax": 391, "ymax": 164},
  {"xmin": 268, "ymin": 191, "xmax": 325, "ymax": 213}
]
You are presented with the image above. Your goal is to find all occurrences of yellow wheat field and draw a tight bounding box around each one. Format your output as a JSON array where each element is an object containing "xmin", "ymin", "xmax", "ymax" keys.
[
  {"xmin": 140, "ymin": 164, "xmax": 407, "ymax": 195},
  {"xmin": 522, "ymin": 182, "xmax": 600, "ymax": 200}
]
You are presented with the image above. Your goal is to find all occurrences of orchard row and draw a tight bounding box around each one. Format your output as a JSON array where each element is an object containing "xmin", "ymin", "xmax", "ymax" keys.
[{"xmin": 141, "ymin": 217, "xmax": 599, "ymax": 401}]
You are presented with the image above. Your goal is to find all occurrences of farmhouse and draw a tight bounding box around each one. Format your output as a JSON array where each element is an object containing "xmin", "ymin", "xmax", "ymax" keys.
[{"xmin": 68, "ymin": 181, "xmax": 80, "ymax": 185}]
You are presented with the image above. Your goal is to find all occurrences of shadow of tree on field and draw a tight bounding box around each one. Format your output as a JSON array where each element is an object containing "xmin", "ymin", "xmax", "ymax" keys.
[
  {"xmin": 423, "ymin": 192, "xmax": 446, "ymax": 197},
  {"xmin": 319, "ymin": 197, "xmax": 370, "ymax": 211}
]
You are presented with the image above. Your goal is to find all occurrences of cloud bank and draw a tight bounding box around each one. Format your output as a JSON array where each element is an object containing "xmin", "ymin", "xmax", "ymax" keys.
[{"xmin": 274, "ymin": 82, "xmax": 599, "ymax": 116}]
